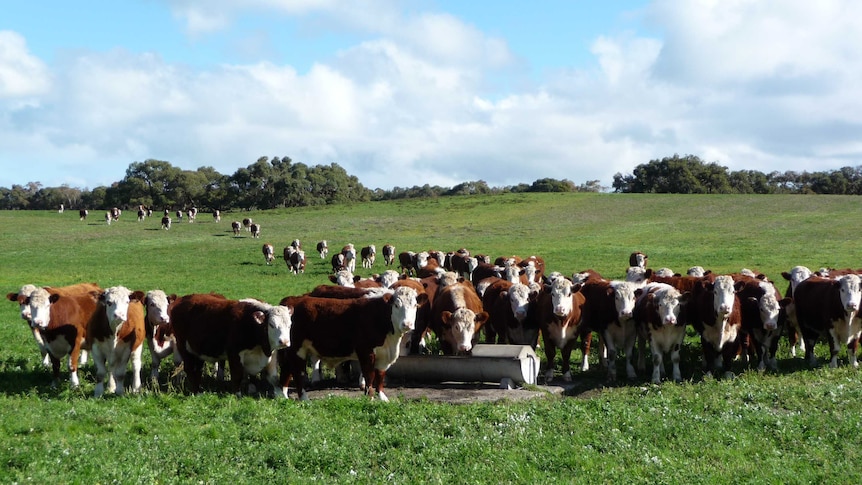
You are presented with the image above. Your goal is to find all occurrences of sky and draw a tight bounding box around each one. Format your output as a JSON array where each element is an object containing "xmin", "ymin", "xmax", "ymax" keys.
[{"xmin": 1, "ymin": 0, "xmax": 860, "ymax": 191}]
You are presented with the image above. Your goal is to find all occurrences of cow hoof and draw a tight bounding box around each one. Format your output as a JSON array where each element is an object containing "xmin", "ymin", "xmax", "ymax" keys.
[
  {"xmin": 544, "ymin": 370, "xmax": 554, "ymax": 382},
  {"xmin": 562, "ymin": 371, "xmax": 572, "ymax": 382}
]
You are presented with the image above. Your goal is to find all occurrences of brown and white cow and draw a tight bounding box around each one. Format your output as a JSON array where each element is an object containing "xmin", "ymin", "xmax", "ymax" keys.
[
  {"xmin": 213, "ymin": 210, "xmax": 221, "ymax": 222},
  {"xmin": 579, "ymin": 278, "xmax": 640, "ymax": 381},
  {"xmin": 137, "ymin": 208, "xmax": 146, "ymax": 222},
  {"xmin": 633, "ymin": 283, "xmax": 690, "ymax": 384},
  {"xmin": 535, "ymin": 277, "xmax": 588, "ymax": 382},
  {"xmin": 361, "ymin": 245, "xmax": 376, "ymax": 269},
  {"xmin": 143, "ymin": 289, "xmax": 179, "ymax": 381},
  {"xmin": 794, "ymin": 274, "xmax": 862, "ymax": 368},
  {"xmin": 689, "ymin": 275, "xmax": 743, "ymax": 378},
  {"xmin": 629, "ymin": 251, "xmax": 648, "ymax": 269},
  {"xmin": 263, "ymin": 243, "xmax": 275, "ymax": 265},
  {"xmin": 341, "ymin": 244, "xmax": 357, "ymax": 273},
  {"xmin": 187, "ymin": 207, "xmax": 197, "ymax": 222},
  {"xmin": 242, "ymin": 217, "xmax": 253, "ymax": 231},
  {"xmin": 317, "ymin": 240, "xmax": 329, "ymax": 259},
  {"xmin": 86, "ymin": 286, "xmax": 146, "ymax": 397},
  {"xmin": 231, "ymin": 221, "xmax": 242, "ymax": 236},
  {"xmin": 170, "ymin": 294, "xmax": 293, "ymax": 394},
  {"xmin": 781, "ymin": 265, "xmax": 813, "ymax": 357},
  {"xmin": 250, "ymin": 223, "xmax": 261, "ymax": 239},
  {"xmin": 286, "ymin": 248, "xmax": 306, "ymax": 274},
  {"xmin": 382, "ymin": 244, "xmax": 395, "ymax": 266},
  {"xmin": 278, "ymin": 286, "xmax": 426, "ymax": 401},
  {"xmin": 734, "ymin": 276, "xmax": 791, "ymax": 372},
  {"xmin": 79, "ymin": 209, "xmax": 88, "ymax": 221},
  {"xmin": 398, "ymin": 251, "xmax": 418, "ymax": 276},
  {"xmin": 427, "ymin": 280, "xmax": 488, "ymax": 355},
  {"xmin": 161, "ymin": 215, "xmax": 171, "ymax": 230},
  {"xmin": 482, "ymin": 279, "xmax": 541, "ymax": 347},
  {"xmin": 26, "ymin": 285, "xmax": 103, "ymax": 387}
]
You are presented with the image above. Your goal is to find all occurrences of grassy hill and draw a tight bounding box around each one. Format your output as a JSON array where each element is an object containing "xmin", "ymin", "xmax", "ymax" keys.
[{"xmin": 1, "ymin": 193, "xmax": 861, "ymax": 483}]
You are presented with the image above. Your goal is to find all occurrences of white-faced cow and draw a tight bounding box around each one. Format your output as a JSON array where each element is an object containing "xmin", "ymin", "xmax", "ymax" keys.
[
  {"xmin": 781, "ymin": 265, "xmax": 813, "ymax": 357},
  {"xmin": 690, "ymin": 275, "xmax": 743, "ymax": 378},
  {"xmin": 382, "ymin": 244, "xmax": 395, "ymax": 266},
  {"xmin": 629, "ymin": 251, "xmax": 648, "ymax": 269},
  {"xmin": 734, "ymin": 276, "xmax": 791, "ymax": 372},
  {"xmin": 427, "ymin": 280, "xmax": 488, "ymax": 355},
  {"xmin": 170, "ymin": 294, "xmax": 293, "ymax": 395},
  {"xmin": 86, "ymin": 286, "xmax": 146, "ymax": 397},
  {"xmin": 213, "ymin": 210, "xmax": 221, "ymax": 222},
  {"xmin": 242, "ymin": 217, "xmax": 253, "ymax": 231},
  {"xmin": 482, "ymin": 279, "xmax": 541, "ymax": 347},
  {"xmin": 794, "ymin": 274, "xmax": 862, "ymax": 368},
  {"xmin": 361, "ymin": 245, "xmax": 376, "ymax": 269},
  {"xmin": 278, "ymin": 286, "xmax": 426, "ymax": 401},
  {"xmin": 633, "ymin": 283, "xmax": 690, "ymax": 384},
  {"xmin": 250, "ymin": 223, "xmax": 261, "ymax": 239},
  {"xmin": 535, "ymin": 277, "xmax": 589, "ymax": 382},
  {"xmin": 580, "ymin": 278, "xmax": 640, "ymax": 381},
  {"xmin": 143, "ymin": 289, "xmax": 180, "ymax": 381},
  {"xmin": 341, "ymin": 244, "xmax": 357, "ymax": 273},
  {"xmin": 79, "ymin": 209, "xmax": 88, "ymax": 221},
  {"xmin": 263, "ymin": 243, "xmax": 275, "ymax": 265},
  {"xmin": 317, "ymin": 240, "xmax": 329, "ymax": 259},
  {"xmin": 286, "ymin": 248, "xmax": 306, "ymax": 274},
  {"xmin": 231, "ymin": 221, "xmax": 242, "ymax": 236}
]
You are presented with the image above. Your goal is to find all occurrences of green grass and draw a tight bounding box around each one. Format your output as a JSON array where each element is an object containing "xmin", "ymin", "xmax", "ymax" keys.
[{"xmin": 2, "ymin": 193, "xmax": 862, "ymax": 483}]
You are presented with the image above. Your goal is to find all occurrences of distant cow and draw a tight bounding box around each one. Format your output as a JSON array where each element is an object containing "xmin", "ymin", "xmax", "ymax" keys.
[
  {"xmin": 263, "ymin": 243, "xmax": 275, "ymax": 265},
  {"xmin": 278, "ymin": 286, "xmax": 426, "ymax": 401},
  {"xmin": 161, "ymin": 216, "xmax": 171, "ymax": 230},
  {"xmin": 213, "ymin": 210, "xmax": 221, "ymax": 222},
  {"xmin": 290, "ymin": 239, "xmax": 301, "ymax": 251},
  {"xmin": 231, "ymin": 221, "xmax": 242, "ymax": 236},
  {"xmin": 361, "ymin": 245, "xmax": 377, "ymax": 269},
  {"xmin": 143, "ymin": 289, "xmax": 179, "ymax": 381},
  {"xmin": 110, "ymin": 207, "xmax": 121, "ymax": 221},
  {"xmin": 79, "ymin": 209, "xmax": 88, "ymax": 221},
  {"xmin": 187, "ymin": 207, "xmax": 197, "ymax": 222},
  {"xmin": 341, "ymin": 244, "xmax": 357, "ymax": 273},
  {"xmin": 176, "ymin": 210, "xmax": 183, "ymax": 221},
  {"xmin": 398, "ymin": 251, "xmax": 418, "ymax": 276},
  {"xmin": 331, "ymin": 253, "xmax": 347, "ymax": 273},
  {"xmin": 137, "ymin": 209, "xmax": 146, "ymax": 222},
  {"xmin": 629, "ymin": 251, "xmax": 648, "ymax": 269},
  {"xmin": 285, "ymin": 247, "xmax": 306, "ymax": 274},
  {"xmin": 170, "ymin": 294, "xmax": 293, "ymax": 394},
  {"xmin": 250, "ymin": 223, "xmax": 261, "ymax": 238},
  {"xmin": 317, "ymin": 240, "xmax": 329, "ymax": 259},
  {"xmin": 87, "ymin": 286, "xmax": 146, "ymax": 397},
  {"xmin": 382, "ymin": 244, "xmax": 395, "ymax": 266},
  {"xmin": 242, "ymin": 217, "xmax": 253, "ymax": 231},
  {"xmin": 794, "ymin": 274, "xmax": 862, "ymax": 368}
]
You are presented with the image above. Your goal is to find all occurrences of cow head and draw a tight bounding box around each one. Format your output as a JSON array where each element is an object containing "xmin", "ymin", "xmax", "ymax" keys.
[
  {"xmin": 144, "ymin": 289, "xmax": 175, "ymax": 327},
  {"xmin": 505, "ymin": 283, "xmax": 538, "ymax": 323},
  {"xmin": 100, "ymin": 286, "xmax": 145, "ymax": 330},
  {"xmin": 612, "ymin": 281, "xmax": 638, "ymax": 321},
  {"xmin": 748, "ymin": 281, "xmax": 790, "ymax": 331},
  {"xmin": 837, "ymin": 274, "xmax": 862, "ymax": 314},
  {"xmin": 415, "ymin": 252, "xmax": 430, "ymax": 269},
  {"xmin": 709, "ymin": 275, "xmax": 737, "ymax": 316},
  {"xmin": 330, "ymin": 269, "xmax": 357, "ymax": 287},
  {"xmin": 259, "ymin": 304, "xmax": 292, "ymax": 351},
  {"xmin": 547, "ymin": 278, "xmax": 577, "ymax": 318},
  {"xmin": 652, "ymin": 285, "xmax": 689, "ymax": 326},
  {"xmin": 376, "ymin": 270, "xmax": 401, "ymax": 289},
  {"xmin": 8, "ymin": 284, "xmax": 39, "ymax": 325},
  {"xmin": 26, "ymin": 288, "xmax": 59, "ymax": 330},
  {"xmin": 441, "ymin": 308, "xmax": 489, "ymax": 353},
  {"xmin": 388, "ymin": 287, "xmax": 427, "ymax": 334},
  {"xmin": 781, "ymin": 265, "xmax": 812, "ymax": 295}
]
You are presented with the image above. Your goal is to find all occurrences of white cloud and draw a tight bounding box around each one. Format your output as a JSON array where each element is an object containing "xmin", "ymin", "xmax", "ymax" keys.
[{"xmin": 0, "ymin": 31, "xmax": 51, "ymax": 99}]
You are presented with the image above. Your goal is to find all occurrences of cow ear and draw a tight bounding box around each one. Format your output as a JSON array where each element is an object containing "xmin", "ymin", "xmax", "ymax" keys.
[
  {"xmin": 572, "ymin": 282, "xmax": 583, "ymax": 293},
  {"xmin": 734, "ymin": 281, "xmax": 746, "ymax": 292},
  {"xmin": 779, "ymin": 297, "xmax": 792, "ymax": 308},
  {"xmin": 416, "ymin": 293, "xmax": 429, "ymax": 306},
  {"xmin": 168, "ymin": 294, "xmax": 177, "ymax": 303},
  {"xmin": 634, "ymin": 288, "xmax": 643, "ymax": 298},
  {"xmin": 441, "ymin": 311, "xmax": 453, "ymax": 327},
  {"xmin": 328, "ymin": 275, "xmax": 337, "ymax": 283},
  {"xmin": 6, "ymin": 292, "xmax": 18, "ymax": 302},
  {"xmin": 252, "ymin": 311, "xmax": 266, "ymax": 325},
  {"xmin": 644, "ymin": 268, "xmax": 653, "ymax": 279},
  {"xmin": 679, "ymin": 292, "xmax": 691, "ymax": 304},
  {"xmin": 49, "ymin": 293, "xmax": 61, "ymax": 304},
  {"xmin": 130, "ymin": 290, "xmax": 146, "ymax": 302},
  {"xmin": 474, "ymin": 311, "xmax": 489, "ymax": 326}
]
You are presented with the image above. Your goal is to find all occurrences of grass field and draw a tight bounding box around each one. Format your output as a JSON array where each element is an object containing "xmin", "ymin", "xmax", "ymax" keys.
[{"xmin": 2, "ymin": 193, "xmax": 862, "ymax": 483}]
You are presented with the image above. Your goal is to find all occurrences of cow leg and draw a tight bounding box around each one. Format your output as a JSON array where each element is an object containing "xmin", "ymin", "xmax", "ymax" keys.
[
  {"xmin": 721, "ymin": 343, "xmax": 738, "ymax": 380},
  {"xmin": 373, "ymin": 369, "xmax": 388, "ymax": 403},
  {"xmin": 671, "ymin": 343, "xmax": 682, "ymax": 383},
  {"xmin": 849, "ymin": 337, "xmax": 860, "ymax": 368},
  {"xmin": 650, "ymin": 341, "xmax": 663, "ymax": 384},
  {"xmin": 129, "ymin": 344, "xmax": 143, "ymax": 394},
  {"xmin": 602, "ymin": 331, "xmax": 618, "ymax": 382},
  {"xmin": 184, "ymin": 356, "xmax": 205, "ymax": 394},
  {"xmin": 228, "ymin": 354, "xmax": 246, "ymax": 395},
  {"xmin": 149, "ymin": 342, "xmax": 163, "ymax": 381},
  {"xmin": 309, "ymin": 356, "xmax": 323, "ymax": 385},
  {"xmin": 623, "ymin": 332, "xmax": 637, "ymax": 380},
  {"xmin": 542, "ymin": 334, "xmax": 557, "ymax": 382},
  {"xmin": 285, "ymin": 350, "xmax": 309, "ymax": 400},
  {"xmin": 579, "ymin": 329, "xmax": 592, "ymax": 372},
  {"xmin": 92, "ymin": 346, "xmax": 108, "ymax": 398},
  {"xmin": 112, "ymin": 349, "xmax": 131, "ymax": 396},
  {"xmin": 560, "ymin": 340, "xmax": 577, "ymax": 382}
]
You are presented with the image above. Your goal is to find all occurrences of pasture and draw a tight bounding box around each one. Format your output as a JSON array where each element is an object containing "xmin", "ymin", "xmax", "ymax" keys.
[{"xmin": 2, "ymin": 193, "xmax": 862, "ymax": 483}]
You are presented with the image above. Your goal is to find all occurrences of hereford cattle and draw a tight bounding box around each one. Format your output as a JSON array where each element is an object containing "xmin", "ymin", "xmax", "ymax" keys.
[
  {"xmin": 286, "ymin": 248, "xmax": 306, "ymax": 274},
  {"xmin": 263, "ymin": 243, "xmax": 275, "ymax": 265},
  {"xmin": 633, "ymin": 283, "xmax": 690, "ymax": 384},
  {"xmin": 689, "ymin": 275, "xmax": 744, "ymax": 378},
  {"xmin": 105, "ymin": 211, "xmax": 112, "ymax": 225},
  {"xmin": 317, "ymin": 240, "xmax": 329, "ymax": 259},
  {"xmin": 398, "ymin": 251, "xmax": 418, "ymax": 276},
  {"xmin": 143, "ymin": 289, "xmax": 180, "ymax": 381},
  {"xmin": 381, "ymin": 244, "xmax": 395, "ymax": 266},
  {"xmin": 342, "ymin": 244, "xmax": 357, "ymax": 273},
  {"xmin": 278, "ymin": 286, "xmax": 427, "ymax": 401},
  {"xmin": 535, "ymin": 277, "xmax": 589, "ymax": 382},
  {"xmin": 331, "ymin": 253, "xmax": 347, "ymax": 273},
  {"xmin": 793, "ymin": 274, "xmax": 862, "ymax": 368},
  {"xmin": 86, "ymin": 287, "xmax": 146, "ymax": 397},
  {"xmin": 450, "ymin": 254, "xmax": 479, "ymax": 281},
  {"xmin": 629, "ymin": 251, "xmax": 648, "ymax": 269},
  {"xmin": 471, "ymin": 261, "xmax": 505, "ymax": 290},
  {"xmin": 734, "ymin": 276, "xmax": 791, "ymax": 372},
  {"xmin": 213, "ymin": 210, "xmax": 221, "ymax": 222},
  {"xmin": 361, "ymin": 245, "xmax": 377, "ymax": 269},
  {"xmin": 170, "ymin": 294, "xmax": 293, "ymax": 394},
  {"xmin": 242, "ymin": 217, "xmax": 253, "ymax": 231},
  {"xmin": 137, "ymin": 209, "xmax": 146, "ymax": 222},
  {"xmin": 79, "ymin": 209, "xmax": 88, "ymax": 221},
  {"xmin": 187, "ymin": 207, "xmax": 197, "ymax": 222},
  {"xmin": 176, "ymin": 210, "xmax": 183, "ymax": 221},
  {"xmin": 231, "ymin": 221, "xmax": 242, "ymax": 236},
  {"xmin": 250, "ymin": 223, "xmax": 261, "ymax": 239},
  {"xmin": 161, "ymin": 216, "xmax": 171, "ymax": 230},
  {"xmin": 482, "ymin": 279, "xmax": 541, "ymax": 347},
  {"xmin": 518, "ymin": 256, "xmax": 546, "ymax": 283},
  {"xmin": 416, "ymin": 256, "xmax": 443, "ymax": 279},
  {"xmin": 26, "ymin": 285, "xmax": 102, "ymax": 387},
  {"xmin": 579, "ymin": 278, "xmax": 640, "ymax": 381},
  {"xmin": 781, "ymin": 265, "xmax": 813, "ymax": 357},
  {"xmin": 111, "ymin": 207, "xmax": 121, "ymax": 221},
  {"xmin": 426, "ymin": 280, "xmax": 488, "ymax": 355}
]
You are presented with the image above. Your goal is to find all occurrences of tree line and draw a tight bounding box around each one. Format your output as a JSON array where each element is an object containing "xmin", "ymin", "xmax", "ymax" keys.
[
  {"xmin": 612, "ymin": 154, "xmax": 862, "ymax": 194},
  {"xmin": 0, "ymin": 157, "xmax": 600, "ymax": 211},
  {"xmin": 3, "ymin": 153, "xmax": 860, "ymax": 211}
]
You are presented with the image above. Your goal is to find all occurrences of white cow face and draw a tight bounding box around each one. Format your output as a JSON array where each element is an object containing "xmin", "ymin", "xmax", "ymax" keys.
[
  {"xmin": 11, "ymin": 284, "xmax": 39, "ymax": 324},
  {"xmin": 784, "ymin": 265, "xmax": 812, "ymax": 293},
  {"xmin": 101, "ymin": 286, "xmax": 136, "ymax": 329},
  {"xmin": 27, "ymin": 288, "xmax": 57, "ymax": 330},
  {"xmin": 442, "ymin": 308, "xmax": 488, "ymax": 353},
  {"xmin": 612, "ymin": 281, "xmax": 638, "ymax": 321},
  {"xmin": 711, "ymin": 275, "xmax": 737, "ymax": 316},
  {"xmin": 257, "ymin": 304, "xmax": 292, "ymax": 350},
  {"xmin": 377, "ymin": 270, "xmax": 400, "ymax": 289},
  {"xmin": 687, "ymin": 266, "xmax": 707, "ymax": 277},
  {"xmin": 389, "ymin": 287, "xmax": 425, "ymax": 334},
  {"xmin": 506, "ymin": 283, "xmax": 535, "ymax": 323},
  {"xmin": 625, "ymin": 267, "xmax": 648, "ymax": 284},
  {"xmin": 754, "ymin": 282, "xmax": 786, "ymax": 331},
  {"xmin": 548, "ymin": 278, "xmax": 575, "ymax": 317},
  {"xmin": 415, "ymin": 252, "xmax": 430, "ymax": 269},
  {"xmin": 145, "ymin": 290, "xmax": 173, "ymax": 326},
  {"xmin": 654, "ymin": 286, "xmax": 687, "ymax": 326},
  {"xmin": 503, "ymin": 265, "xmax": 522, "ymax": 284},
  {"xmin": 334, "ymin": 269, "xmax": 356, "ymax": 287},
  {"xmin": 837, "ymin": 274, "xmax": 862, "ymax": 313}
]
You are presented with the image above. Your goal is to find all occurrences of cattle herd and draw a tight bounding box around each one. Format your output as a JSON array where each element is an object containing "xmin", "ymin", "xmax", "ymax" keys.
[{"xmin": 6, "ymin": 241, "xmax": 862, "ymax": 401}]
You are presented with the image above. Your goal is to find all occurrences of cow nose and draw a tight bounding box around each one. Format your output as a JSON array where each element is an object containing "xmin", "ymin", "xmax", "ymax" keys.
[
  {"xmin": 459, "ymin": 343, "xmax": 471, "ymax": 352},
  {"xmin": 719, "ymin": 304, "xmax": 730, "ymax": 314},
  {"xmin": 764, "ymin": 322, "xmax": 778, "ymax": 331},
  {"xmin": 619, "ymin": 310, "xmax": 632, "ymax": 319},
  {"xmin": 665, "ymin": 316, "xmax": 676, "ymax": 325}
]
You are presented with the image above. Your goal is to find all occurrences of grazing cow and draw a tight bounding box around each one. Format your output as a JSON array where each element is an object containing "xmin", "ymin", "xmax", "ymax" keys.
[
  {"xmin": 263, "ymin": 243, "xmax": 275, "ymax": 265},
  {"xmin": 317, "ymin": 240, "xmax": 329, "ymax": 259},
  {"xmin": 87, "ymin": 287, "xmax": 146, "ymax": 397},
  {"xmin": 482, "ymin": 279, "xmax": 541, "ymax": 347},
  {"xmin": 79, "ymin": 209, "xmax": 88, "ymax": 221},
  {"xmin": 170, "ymin": 294, "xmax": 293, "ymax": 394},
  {"xmin": 382, "ymin": 244, "xmax": 395, "ymax": 266},
  {"xmin": 341, "ymin": 244, "xmax": 357, "ymax": 273},
  {"xmin": 535, "ymin": 277, "xmax": 588, "ymax": 382},
  {"xmin": 26, "ymin": 285, "xmax": 103, "ymax": 387},
  {"xmin": 278, "ymin": 286, "xmax": 426, "ymax": 401},
  {"xmin": 690, "ymin": 275, "xmax": 744, "ymax": 378},
  {"xmin": 781, "ymin": 265, "xmax": 813, "ymax": 357},
  {"xmin": 213, "ymin": 210, "xmax": 221, "ymax": 222},
  {"xmin": 250, "ymin": 223, "xmax": 261, "ymax": 239},
  {"xmin": 231, "ymin": 221, "xmax": 242, "ymax": 236},
  {"xmin": 426, "ymin": 280, "xmax": 488, "ymax": 355},
  {"xmin": 286, "ymin": 248, "xmax": 306, "ymax": 274},
  {"xmin": 242, "ymin": 217, "xmax": 253, "ymax": 231},
  {"xmin": 734, "ymin": 276, "xmax": 791, "ymax": 372},
  {"xmin": 794, "ymin": 274, "xmax": 862, "ymax": 368},
  {"xmin": 580, "ymin": 278, "xmax": 640, "ymax": 381},
  {"xmin": 161, "ymin": 216, "xmax": 171, "ymax": 230},
  {"xmin": 633, "ymin": 283, "xmax": 690, "ymax": 384},
  {"xmin": 143, "ymin": 289, "xmax": 179, "ymax": 381},
  {"xmin": 361, "ymin": 245, "xmax": 377, "ymax": 269}
]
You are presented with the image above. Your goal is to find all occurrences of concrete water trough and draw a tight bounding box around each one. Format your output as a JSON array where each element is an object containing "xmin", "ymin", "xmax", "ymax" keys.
[{"xmin": 387, "ymin": 344, "xmax": 540, "ymax": 389}]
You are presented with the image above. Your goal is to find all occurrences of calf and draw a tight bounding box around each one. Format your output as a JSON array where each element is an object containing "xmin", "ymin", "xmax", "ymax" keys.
[
  {"xmin": 482, "ymin": 279, "xmax": 541, "ymax": 347},
  {"xmin": 535, "ymin": 277, "xmax": 588, "ymax": 382},
  {"xmin": 794, "ymin": 274, "xmax": 862, "ymax": 368},
  {"xmin": 26, "ymin": 286, "xmax": 102, "ymax": 387},
  {"xmin": 278, "ymin": 287, "xmax": 426, "ymax": 401},
  {"xmin": 428, "ymin": 281, "xmax": 488, "ymax": 355},
  {"xmin": 734, "ymin": 276, "xmax": 791, "ymax": 372},
  {"xmin": 143, "ymin": 289, "xmax": 180, "ymax": 381},
  {"xmin": 317, "ymin": 240, "xmax": 329, "ymax": 259},
  {"xmin": 170, "ymin": 294, "xmax": 293, "ymax": 394},
  {"xmin": 87, "ymin": 287, "xmax": 146, "ymax": 397},
  {"xmin": 689, "ymin": 275, "xmax": 743, "ymax": 378},
  {"xmin": 231, "ymin": 221, "xmax": 242, "ymax": 236},
  {"xmin": 361, "ymin": 245, "xmax": 377, "ymax": 269},
  {"xmin": 263, "ymin": 243, "xmax": 275, "ymax": 265},
  {"xmin": 382, "ymin": 244, "xmax": 395, "ymax": 266},
  {"xmin": 633, "ymin": 283, "xmax": 690, "ymax": 384}
]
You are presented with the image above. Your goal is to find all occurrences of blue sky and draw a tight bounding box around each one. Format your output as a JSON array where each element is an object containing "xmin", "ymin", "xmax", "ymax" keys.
[{"xmin": 2, "ymin": 1, "xmax": 860, "ymax": 190}]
